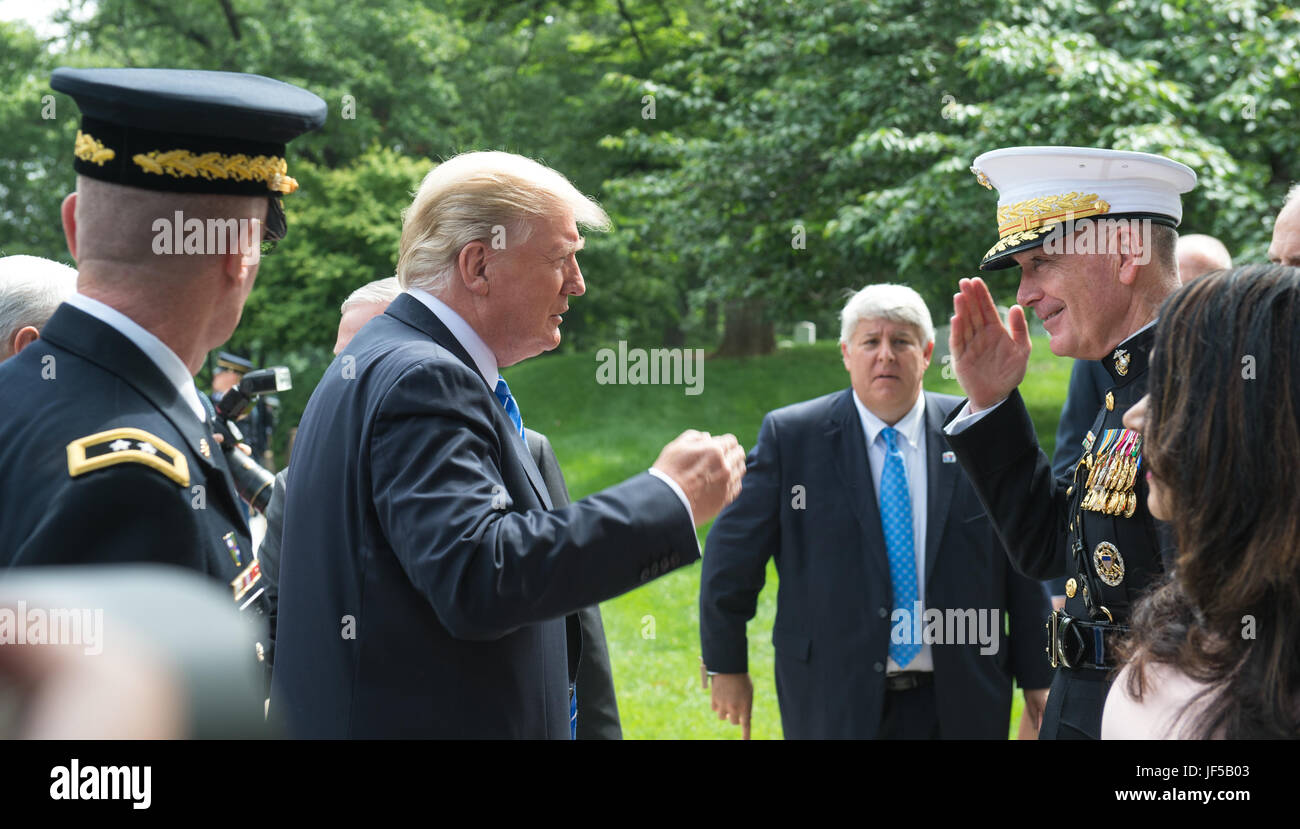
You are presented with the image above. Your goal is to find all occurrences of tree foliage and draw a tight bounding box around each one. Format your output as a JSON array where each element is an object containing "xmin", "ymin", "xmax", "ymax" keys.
[
  {"xmin": 603, "ymin": 0, "xmax": 1300, "ymax": 333},
  {"xmin": 2, "ymin": 0, "xmax": 1297, "ymax": 456}
]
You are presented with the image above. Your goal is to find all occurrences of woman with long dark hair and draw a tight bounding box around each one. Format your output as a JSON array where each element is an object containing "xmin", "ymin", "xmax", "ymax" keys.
[{"xmin": 1104, "ymin": 264, "xmax": 1300, "ymax": 739}]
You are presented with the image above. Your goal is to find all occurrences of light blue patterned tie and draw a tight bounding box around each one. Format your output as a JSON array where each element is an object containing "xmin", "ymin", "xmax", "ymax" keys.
[
  {"xmin": 880, "ymin": 427, "xmax": 920, "ymax": 668},
  {"xmin": 497, "ymin": 375, "xmax": 563, "ymax": 729},
  {"xmin": 493, "ymin": 377, "xmax": 527, "ymax": 447}
]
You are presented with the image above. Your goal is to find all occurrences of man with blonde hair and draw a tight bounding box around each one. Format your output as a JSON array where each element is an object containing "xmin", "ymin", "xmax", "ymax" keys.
[
  {"xmin": 273, "ymin": 151, "xmax": 746, "ymax": 738},
  {"xmin": 701, "ymin": 283, "xmax": 1050, "ymax": 739},
  {"xmin": 0, "ymin": 255, "xmax": 77, "ymax": 361}
]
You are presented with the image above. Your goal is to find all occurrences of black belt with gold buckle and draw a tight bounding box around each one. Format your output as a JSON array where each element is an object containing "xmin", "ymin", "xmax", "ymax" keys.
[{"xmin": 1045, "ymin": 609, "xmax": 1128, "ymax": 671}]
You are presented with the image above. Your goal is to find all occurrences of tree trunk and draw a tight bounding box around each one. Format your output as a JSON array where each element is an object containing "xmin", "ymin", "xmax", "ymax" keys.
[{"xmin": 715, "ymin": 298, "xmax": 775, "ymax": 357}]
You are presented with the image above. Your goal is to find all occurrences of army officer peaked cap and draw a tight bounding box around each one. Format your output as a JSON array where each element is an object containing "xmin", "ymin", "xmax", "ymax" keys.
[
  {"xmin": 969, "ymin": 146, "xmax": 1197, "ymax": 271},
  {"xmin": 51, "ymin": 67, "xmax": 327, "ymax": 238}
]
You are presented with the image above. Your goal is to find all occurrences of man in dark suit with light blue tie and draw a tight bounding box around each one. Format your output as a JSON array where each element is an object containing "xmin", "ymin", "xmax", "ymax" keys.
[
  {"xmin": 701, "ymin": 284, "xmax": 1050, "ymax": 739},
  {"xmin": 271, "ymin": 151, "xmax": 746, "ymax": 738}
]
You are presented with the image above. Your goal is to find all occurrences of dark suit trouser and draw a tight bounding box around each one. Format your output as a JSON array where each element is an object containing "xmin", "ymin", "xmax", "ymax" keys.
[
  {"xmin": 1039, "ymin": 667, "xmax": 1110, "ymax": 740},
  {"xmin": 877, "ymin": 683, "xmax": 940, "ymax": 740}
]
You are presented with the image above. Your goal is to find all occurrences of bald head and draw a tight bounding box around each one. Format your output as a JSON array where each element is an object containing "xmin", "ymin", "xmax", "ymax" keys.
[
  {"xmin": 1269, "ymin": 191, "xmax": 1300, "ymax": 267},
  {"xmin": 61, "ymin": 176, "xmax": 272, "ymax": 373},
  {"xmin": 70, "ymin": 177, "xmax": 267, "ymax": 283},
  {"xmin": 1176, "ymin": 234, "xmax": 1232, "ymax": 283}
]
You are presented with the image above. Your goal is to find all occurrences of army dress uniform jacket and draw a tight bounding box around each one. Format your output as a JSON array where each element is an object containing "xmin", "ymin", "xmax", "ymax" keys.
[
  {"xmin": 943, "ymin": 325, "xmax": 1173, "ymax": 740},
  {"xmin": 0, "ymin": 302, "xmax": 270, "ymax": 632}
]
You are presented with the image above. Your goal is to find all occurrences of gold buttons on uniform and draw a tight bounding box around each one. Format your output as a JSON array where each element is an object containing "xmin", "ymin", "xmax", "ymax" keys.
[
  {"xmin": 199, "ymin": 437, "xmax": 211, "ymax": 458},
  {"xmin": 1065, "ymin": 578, "xmax": 1077, "ymax": 598},
  {"xmin": 1105, "ymin": 391, "xmax": 1114, "ymax": 411}
]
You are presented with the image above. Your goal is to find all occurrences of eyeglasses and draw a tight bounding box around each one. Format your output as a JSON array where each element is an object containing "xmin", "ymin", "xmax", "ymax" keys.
[{"xmin": 260, "ymin": 226, "xmax": 285, "ymax": 257}]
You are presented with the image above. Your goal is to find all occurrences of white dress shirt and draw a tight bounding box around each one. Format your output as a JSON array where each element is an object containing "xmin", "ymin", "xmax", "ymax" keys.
[
  {"xmin": 406, "ymin": 288, "xmax": 499, "ymax": 391},
  {"xmin": 66, "ymin": 292, "xmax": 207, "ymax": 422},
  {"xmin": 852, "ymin": 389, "xmax": 933, "ymax": 673},
  {"xmin": 403, "ymin": 288, "xmax": 694, "ymax": 525},
  {"xmin": 944, "ymin": 318, "xmax": 1158, "ymax": 436}
]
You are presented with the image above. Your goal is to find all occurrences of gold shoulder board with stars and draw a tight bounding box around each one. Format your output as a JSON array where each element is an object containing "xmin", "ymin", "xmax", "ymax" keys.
[{"xmin": 66, "ymin": 427, "xmax": 190, "ymax": 486}]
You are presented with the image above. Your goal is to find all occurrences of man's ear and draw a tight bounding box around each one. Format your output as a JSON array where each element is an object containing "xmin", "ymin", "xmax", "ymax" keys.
[
  {"xmin": 61, "ymin": 193, "xmax": 78, "ymax": 261},
  {"xmin": 223, "ymin": 217, "xmax": 262, "ymax": 286},
  {"xmin": 458, "ymin": 240, "xmax": 490, "ymax": 296},
  {"xmin": 11, "ymin": 325, "xmax": 40, "ymax": 356},
  {"xmin": 922, "ymin": 339, "xmax": 935, "ymax": 368},
  {"xmin": 1115, "ymin": 221, "xmax": 1146, "ymax": 286}
]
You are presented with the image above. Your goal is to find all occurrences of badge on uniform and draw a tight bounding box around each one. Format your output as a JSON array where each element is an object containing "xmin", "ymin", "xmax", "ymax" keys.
[
  {"xmin": 942, "ymin": 451, "xmax": 956, "ymax": 464},
  {"xmin": 1113, "ymin": 348, "xmax": 1131, "ymax": 377},
  {"xmin": 224, "ymin": 531, "xmax": 243, "ymax": 566},
  {"xmin": 66, "ymin": 427, "xmax": 190, "ymax": 486},
  {"xmin": 1093, "ymin": 542, "xmax": 1125, "ymax": 586},
  {"xmin": 230, "ymin": 559, "xmax": 262, "ymax": 604}
]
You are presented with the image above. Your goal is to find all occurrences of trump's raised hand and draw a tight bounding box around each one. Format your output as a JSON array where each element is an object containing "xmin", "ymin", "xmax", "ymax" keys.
[
  {"xmin": 950, "ymin": 277, "xmax": 1032, "ymax": 411},
  {"xmin": 653, "ymin": 430, "xmax": 746, "ymax": 526}
]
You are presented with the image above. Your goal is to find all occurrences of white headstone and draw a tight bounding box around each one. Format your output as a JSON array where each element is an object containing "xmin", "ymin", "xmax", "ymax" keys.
[{"xmin": 793, "ymin": 321, "xmax": 816, "ymax": 345}]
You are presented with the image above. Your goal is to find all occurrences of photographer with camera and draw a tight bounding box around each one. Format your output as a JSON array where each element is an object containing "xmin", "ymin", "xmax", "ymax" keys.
[
  {"xmin": 207, "ymin": 363, "xmax": 292, "ymax": 514},
  {"xmin": 210, "ymin": 351, "xmax": 281, "ymax": 477}
]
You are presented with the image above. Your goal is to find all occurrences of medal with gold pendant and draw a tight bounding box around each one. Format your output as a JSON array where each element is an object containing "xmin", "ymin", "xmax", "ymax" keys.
[
  {"xmin": 1108, "ymin": 431, "xmax": 1133, "ymax": 489},
  {"xmin": 1089, "ymin": 430, "xmax": 1116, "ymax": 491},
  {"xmin": 1104, "ymin": 454, "xmax": 1121, "ymax": 490}
]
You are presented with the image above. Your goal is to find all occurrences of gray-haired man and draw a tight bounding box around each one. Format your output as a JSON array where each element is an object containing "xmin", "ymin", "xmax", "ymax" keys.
[
  {"xmin": 0, "ymin": 255, "xmax": 77, "ymax": 362},
  {"xmin": 702, "ymin": 283, "xmax": 1050, "ymax": 739}
]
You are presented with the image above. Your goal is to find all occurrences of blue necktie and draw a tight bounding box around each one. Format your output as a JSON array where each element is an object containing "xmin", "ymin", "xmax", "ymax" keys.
[
  {"xmin": 493, "ymin": 377, "xmax": 526, "ymax": 447},
  {"xmin": 496, "ymin": 376, "xmax": 568, "ymax": 731},
  {"xmin": 570, "ymin": 687, "xmax": 578, "ymax": 740},
  {"xmin": 880, "ymin": 427, "xmax": 920, "ymax": 668}
]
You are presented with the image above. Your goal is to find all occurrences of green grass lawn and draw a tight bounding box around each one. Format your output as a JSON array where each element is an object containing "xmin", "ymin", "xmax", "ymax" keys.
[{"xmin": 504, "ymin": 335, "xmax": 1073, "ymax": 739}]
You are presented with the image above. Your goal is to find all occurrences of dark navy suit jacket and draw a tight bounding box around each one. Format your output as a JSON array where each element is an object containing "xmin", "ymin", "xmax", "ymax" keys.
[
  {"xmin": 270, "ymin": 294, "xmax": 697, "ymax": 738},
  {"xmin": 700, "ymin": 389, "xmax": 1050, "ymax": 739}
]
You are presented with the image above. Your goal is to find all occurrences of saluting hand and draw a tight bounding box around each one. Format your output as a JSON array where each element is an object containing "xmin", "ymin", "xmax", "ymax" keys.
[{"xmin": 949, "ymin": 277, "xmax": 1032, "ymax": 411}]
